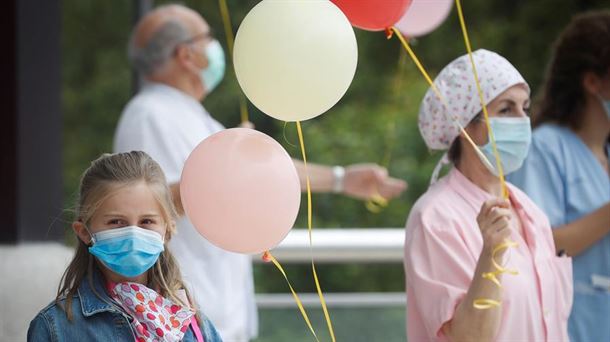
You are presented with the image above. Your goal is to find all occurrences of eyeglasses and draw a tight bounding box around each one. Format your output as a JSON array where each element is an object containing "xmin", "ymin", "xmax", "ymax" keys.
[
  {"xmin": 174, "ymin": 30, "xmax": 214, "ymax": 56},
  {"xmin": 180, "ymin": 29, "xmax": 214, "ymax": 45}
]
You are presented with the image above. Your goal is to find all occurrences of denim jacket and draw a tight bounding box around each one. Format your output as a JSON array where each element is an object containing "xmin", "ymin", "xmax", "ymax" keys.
[{"xmin": 27, "ymin": 270, "xmax": 222, "ymax": 342}]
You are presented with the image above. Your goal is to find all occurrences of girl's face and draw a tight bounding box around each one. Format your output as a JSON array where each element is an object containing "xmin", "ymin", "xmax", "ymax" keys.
[{"xmin": 75, "ymin": 181, "xmax": 169, "ymax": 244}]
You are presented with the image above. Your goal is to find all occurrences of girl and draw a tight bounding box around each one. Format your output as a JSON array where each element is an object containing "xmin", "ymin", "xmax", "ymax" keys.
[{"xmin": 27, "ymin": 151, "xmax": 222, "ymax": 341}]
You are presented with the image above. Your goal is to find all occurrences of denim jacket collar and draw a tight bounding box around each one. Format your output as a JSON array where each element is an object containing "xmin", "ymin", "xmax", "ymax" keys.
[{"xmin": 77, "ymin": 268, "xmax": 124, "ymax": 317}]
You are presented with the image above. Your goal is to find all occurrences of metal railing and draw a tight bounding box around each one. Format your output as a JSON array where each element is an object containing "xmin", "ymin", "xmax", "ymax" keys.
[
  {"xmin": 253, "ymin": 228, "xmax": 407, "ymax": 341},
  {"xmin": 254, "ymin": 228, "xmax": 405, "ymax": 264}
]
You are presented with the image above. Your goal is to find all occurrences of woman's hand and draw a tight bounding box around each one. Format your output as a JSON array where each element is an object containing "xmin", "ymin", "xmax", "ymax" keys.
[{"xmin": 477, "ymin": 198, "xmax": 512, "ymax": 256}]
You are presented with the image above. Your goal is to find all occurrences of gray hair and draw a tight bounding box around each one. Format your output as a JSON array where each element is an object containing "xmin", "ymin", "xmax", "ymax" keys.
[{"xmin": 128, "ymin": 19, "xmax": 191, "ymax": 76}]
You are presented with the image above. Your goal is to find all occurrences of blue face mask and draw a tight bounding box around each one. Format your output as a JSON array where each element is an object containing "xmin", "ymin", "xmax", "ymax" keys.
[
  {"xmin": 87, "ymin": 226, "xmax": 165, "ymax": 278},
  {"xmin": 200, "ymin": 40, "xmax": 225, "ymax": 94},
  {"xmin": 477, "ymin": 117, "xmax": 532, "ymax": 176},
  {"xmin": 598, "ymin": 95, "xmax": 610, "ymax": 120}
]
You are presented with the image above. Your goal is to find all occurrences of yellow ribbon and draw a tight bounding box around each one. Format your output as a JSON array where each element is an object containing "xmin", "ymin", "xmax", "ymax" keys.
[
  {"xmin": 365, "ymin": 194, "xmax": 389, "ymax": 213},
  {"xmin": 472, "ymin": 299, "xmax": 502, "ymax": 310},
  {"xmin": 472, "ymin": 240, "xmax": 519, "ymax": 309},
  {"xmin": 296, "ymin": 121, "xmax": 337, "ymax": 342},
  {"xmin": 262, "ymin": 251, "xmax": 319, "ymax": 341},
  {"xmin": 454, "ymin": 0, "xmax": 508, "ymax": 199},
  {"xmin": 381, "ymin": 52, "xmax": 407, "ymax": 169},
  {"xmin": 364, "ymin": 53, "xmax": 407, "ymax": 214},
  {"xmin": 217, "ymin": 0, "xmax": 250, "ymax": 124},
  {"xmin": 453, "ymin": 0, "xmax": 519, "ymax": 309},
  {"xmin": 387, "ymin": 27, "xmax": 495, "ymax": 172}
]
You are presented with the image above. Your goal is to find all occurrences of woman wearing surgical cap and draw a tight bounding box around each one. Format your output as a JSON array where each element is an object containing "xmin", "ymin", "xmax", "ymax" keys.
[
  {"xmin": 507, "ymin": 12, "xmax": 610, "ymax": 342},
  {"xmin": 404, "ymin": 49, "xmax": 572, "ymax": 342}
]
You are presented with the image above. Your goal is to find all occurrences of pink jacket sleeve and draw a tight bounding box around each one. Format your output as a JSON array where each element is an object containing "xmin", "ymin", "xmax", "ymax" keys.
[{"xmin": 405, "ymin": 207, "xmax": 478, "ymax": 339}]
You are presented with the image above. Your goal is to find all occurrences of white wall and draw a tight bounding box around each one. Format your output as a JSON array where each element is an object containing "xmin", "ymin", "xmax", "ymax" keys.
[{"xmin": 0, "ymin": 243, "xmax": 74, "ymax": 341}]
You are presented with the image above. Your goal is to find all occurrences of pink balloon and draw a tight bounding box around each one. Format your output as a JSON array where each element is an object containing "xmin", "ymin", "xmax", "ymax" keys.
[
  {"xmin": 395, "ymin": 0, "xmax": 453, "ymax": 38},
  {"xmin": 180, "ymin": 128, "xmax": 300, "ymax": 254}
]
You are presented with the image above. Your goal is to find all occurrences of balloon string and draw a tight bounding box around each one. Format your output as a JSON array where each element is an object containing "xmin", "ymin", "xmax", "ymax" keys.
[
  {"xmin": 381, "ymin": 52, "xmax": 407, "ymax": 169},
  {"xmin": 387, "ymin": 27, "xmax": 495, "ymax": 172},
  {"xmin": 364, "ymin": 53, "xmax": 407, "ymax": 214},
  {"xmin": 454, "ymin": 0, "xmax": 508, "ymax": 199},
  {"xmin": 453, "ymin": 0, "xmax": 519, "ymax": 309},
  {"xmin": 296, "ymin": 121, "xmax": 337, "ymax": 342},
  {"xmin": 217, "ymin": 0, "xmax": 250, "ymax": 124},
  {"xmin": 262, "ymin": 251, "xmax": 319, "ymax": 341}
]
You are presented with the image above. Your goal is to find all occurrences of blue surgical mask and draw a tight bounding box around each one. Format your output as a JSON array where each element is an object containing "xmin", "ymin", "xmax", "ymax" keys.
[
  {"xmin": 598, "ymin": 95, "xmax": 610, "ymax": 120},
  {"xmin": 200, "ymin": 40, "xmax": 225, "ymax": 94},
  {"xmin": 87, "ymin": 226, "xmax": 165, "ymax": 277},
  {"xmin": 477, "ymin": 117, "xmax": 532, "ymax": 176}
]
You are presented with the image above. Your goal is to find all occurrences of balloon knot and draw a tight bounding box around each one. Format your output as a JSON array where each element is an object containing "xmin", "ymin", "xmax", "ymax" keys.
[
  {"xmin": 262, "ymin": 251, "xmax": 272, "ymax": 263},
  {"xmin": 385, "ymin": 27, "xmax": 394, "ymax": 39}
]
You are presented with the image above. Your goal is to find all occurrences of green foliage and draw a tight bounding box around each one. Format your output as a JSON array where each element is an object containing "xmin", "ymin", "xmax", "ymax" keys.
[{"xmin": 62, "ymin": 0, "xmax": 607, "ymax": 309}]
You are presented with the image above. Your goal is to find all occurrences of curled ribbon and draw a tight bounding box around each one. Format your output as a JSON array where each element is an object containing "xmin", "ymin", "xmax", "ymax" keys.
[
  {"xmin": 365, "ymin": 193, "xmax": 389, "ymax": 213},
  {"xmin": 473, "ymin": 240, "xmax": 519, "ymax": 309}
]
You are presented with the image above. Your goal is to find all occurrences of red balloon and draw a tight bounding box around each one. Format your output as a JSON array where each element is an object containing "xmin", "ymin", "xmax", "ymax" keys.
[{"xmin": 331, "ymin": 0, "xmax": 411, "ymax": 31}]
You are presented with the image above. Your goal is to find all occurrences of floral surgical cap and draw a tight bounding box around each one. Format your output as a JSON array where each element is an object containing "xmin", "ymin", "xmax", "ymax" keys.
[{"xmin": 418, "ymin": 49, "xmax": 530, "ymax": 150}]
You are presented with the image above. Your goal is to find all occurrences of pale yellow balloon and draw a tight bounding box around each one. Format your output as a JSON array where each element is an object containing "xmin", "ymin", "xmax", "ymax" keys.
[{"xmin": 233, "ymin": 0, "xmax": 358, "ymax": 122}]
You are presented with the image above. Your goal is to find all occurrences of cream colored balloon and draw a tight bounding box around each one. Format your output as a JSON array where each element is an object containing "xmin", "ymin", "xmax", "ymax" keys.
[{"xmin": 233, "ymin": 0, "xmax": 358, "ymax": 122}]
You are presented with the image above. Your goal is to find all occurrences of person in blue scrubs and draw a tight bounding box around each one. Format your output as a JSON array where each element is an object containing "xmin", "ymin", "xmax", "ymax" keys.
[{"xmin": 508, "ymin": 11, "xmax": 610, "ymax": 342}]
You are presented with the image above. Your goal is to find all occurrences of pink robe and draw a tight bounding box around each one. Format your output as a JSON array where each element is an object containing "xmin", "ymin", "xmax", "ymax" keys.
[{"xmin": 404, "ymin": 168, "xmax": 572, "ymax": 341}]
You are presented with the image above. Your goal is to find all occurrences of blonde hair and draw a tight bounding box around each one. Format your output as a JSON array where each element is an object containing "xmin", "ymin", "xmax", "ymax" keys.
[{"xmin": 57, "ymin": 151, "xmax": 196, "ymax": 320}]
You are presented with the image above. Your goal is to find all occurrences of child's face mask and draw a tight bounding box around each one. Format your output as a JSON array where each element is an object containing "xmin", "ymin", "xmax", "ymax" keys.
[{"xmin": 87, "ymin": 225, "xmax": 165, "ymax": 277}]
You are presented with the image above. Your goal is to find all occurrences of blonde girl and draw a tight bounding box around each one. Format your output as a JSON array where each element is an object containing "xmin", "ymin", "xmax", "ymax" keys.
[{"xmin": 28, "ymin": 151, "xmax": 222, "ymax": 342}]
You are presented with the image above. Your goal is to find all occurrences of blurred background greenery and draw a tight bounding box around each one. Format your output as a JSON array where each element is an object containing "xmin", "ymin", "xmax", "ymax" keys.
[{"xmin": 61, "ymin": 0, "xmax": 607, "ymax": 340}]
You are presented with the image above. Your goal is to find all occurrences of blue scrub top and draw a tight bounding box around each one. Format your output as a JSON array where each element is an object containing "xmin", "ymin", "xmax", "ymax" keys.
[{"xmin": 508, "ymin": 123, "xmax": 610, "ymax": 342}]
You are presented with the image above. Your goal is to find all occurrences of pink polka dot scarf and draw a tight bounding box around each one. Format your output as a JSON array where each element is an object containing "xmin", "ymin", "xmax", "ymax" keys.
[
  {"xmin": 418, "ymin": 49, "xmax": 529, "ymax": 151},
  {"xmin": 107, "ymin": 282, "xmax": 195, "ymax": 342}
]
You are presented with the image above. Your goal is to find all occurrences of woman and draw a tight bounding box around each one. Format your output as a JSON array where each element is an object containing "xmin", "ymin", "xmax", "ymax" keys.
[
  {"xmin": 404, "ymin": 49, "xmax": 572, "ymax": 341},
  {"xmin": 508, "ymin": 11, "xmax": 610, "ymax": 342}
]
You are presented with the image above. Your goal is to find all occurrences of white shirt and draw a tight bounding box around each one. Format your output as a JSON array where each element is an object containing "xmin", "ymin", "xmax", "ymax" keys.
[{"xmin": 114, "ymin": 83, "xmax": 257, "ymax": 341}]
